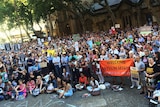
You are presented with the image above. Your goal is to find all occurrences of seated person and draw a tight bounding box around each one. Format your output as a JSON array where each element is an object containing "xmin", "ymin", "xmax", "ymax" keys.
[
  {"xmin": 15, "ymin": 80, "xmax": 27, "ymax": 100},
  {"xmin": 42, "ymin": 73, "xmax": 50, "ymax": 85},
  {"xmin": 58, "ymin": 80, "xmax": 73, "ymax": 98},
  {"xmin": 26, "ymin": 78, "xmax": 36, "ymax": 94},
  {"xmin": 3, "ymin": 81, "xmax": 13, "ymax": 100},
  {"xmin": 29, "ymin": 72, "xmax": 36, "ymax": 82},
  {"xmin": 87, "ymin": 77, "xmax": 100, "ymax": 92},
  {"xmin": 75, "ymin": 73, "xmax": 88, "ymax": 90},
  {"xmin": 0, "ymin": 66, "xmax": 8, "ymax": 83},
  {"xmin": 54, "ymin": 77, "xmax": 63, "ymax": 91},
  {"xmin": 0, "ymin": 78, "xmax": 5, "ymax": 100},
  {"xmin": 46, "ymin": 72, "xmax": 57, "ymax": 94},
  {"xmin": 35, "ymin": 76, "xmax": 46, "ymax": 94}
]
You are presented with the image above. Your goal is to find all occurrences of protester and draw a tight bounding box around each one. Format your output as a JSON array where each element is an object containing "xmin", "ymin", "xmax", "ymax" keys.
[
  {"xmin": 15, "ymin": 79, "xmax": 27, "ymax": 100},
  {"xmin": 75, "ymin": 73, "xmax": 88, "ymax": 90},
  {"xmin": 87, "ymin": 77, "xmax": 100, "ymax": 92},
  {"xmin": 58, "ymin": 80, "xmax": 73, "ymax": 98}
]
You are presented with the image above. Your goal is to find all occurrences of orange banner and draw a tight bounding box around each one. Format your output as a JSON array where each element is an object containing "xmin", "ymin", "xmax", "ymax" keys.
[{"xmin": 100, "ymin": 59, "xmax": 134, "ymax": 77}]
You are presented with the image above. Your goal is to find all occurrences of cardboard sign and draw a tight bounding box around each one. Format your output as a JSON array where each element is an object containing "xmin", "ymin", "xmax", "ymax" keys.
[
  {"xmin": 72, "ymin": 34, "xmax": 80, "ymax": 42},
  {"xmin": 39, "ymin": 62, "xmax": 47, "ymax": 68},
  {"xmin": 130, "ymin": 67, "xmax": 139, "ymax": 82},
  {"xmin": 115, "ymin": 24, "xmax": 120, "ymax": 28}
]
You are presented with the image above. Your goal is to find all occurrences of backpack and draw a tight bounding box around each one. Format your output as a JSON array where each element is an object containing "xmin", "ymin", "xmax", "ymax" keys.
[
  {"xmin": 47, "ymin": 83, "xmax": 54, "ymax": 91},
  {"xmin": 91, "ymin": 90, "xmax": 101, "ymax": 96},
  {"xmin": 0, "ymin": 95, "xmax": 4, "ymax": 101},
  {"xmin": 4, "ymin": 94, "xmax": 10, "ymax": 100},
  {"xmin": 32, "ymin": 88, "xmax": 40, "ymax": 96},
  {"xmin": 16, "ymin": 92, "xmax": 25, "ymax": 100}
]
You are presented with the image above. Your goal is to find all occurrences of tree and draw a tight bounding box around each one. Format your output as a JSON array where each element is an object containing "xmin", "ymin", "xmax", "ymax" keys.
[{"xmin": 98, "ymin": 0, "xmax": 116, "ymax": 26}]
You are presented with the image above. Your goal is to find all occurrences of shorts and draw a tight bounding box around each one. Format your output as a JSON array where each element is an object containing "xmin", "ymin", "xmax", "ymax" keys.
[{"xmin": 139, "ymin": 72, "xmax": 146, "ymax": 86}]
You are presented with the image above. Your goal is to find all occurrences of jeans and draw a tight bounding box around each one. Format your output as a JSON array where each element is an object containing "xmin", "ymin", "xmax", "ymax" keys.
[
  {"xmin": 87, "ymin": 86, "xmax": 100, "ymax": 92},
  {"xmin": 54, "ymin": 65, "xmax": 61, "ymax": 78}
]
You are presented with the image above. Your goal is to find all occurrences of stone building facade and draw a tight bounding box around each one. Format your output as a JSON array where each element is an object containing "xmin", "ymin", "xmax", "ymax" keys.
[{"xmin": 55, "ymin": 0, "xmax": 160, "ymax": 36}]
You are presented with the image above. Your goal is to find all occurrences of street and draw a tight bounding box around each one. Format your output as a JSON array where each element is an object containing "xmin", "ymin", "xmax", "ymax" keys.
[{"xmin": 0, "ymin": 77, "xmax": 149, "ymax": 107}]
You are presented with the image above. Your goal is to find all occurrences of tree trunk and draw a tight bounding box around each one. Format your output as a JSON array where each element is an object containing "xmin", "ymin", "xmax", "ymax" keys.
[
  {"xmin": 48, "ymin": 14, "xmax": 54, "ymax": 36},
  {"xmin": 22, "ymin": 25, "xmax": 31, "ymax": 40},
  {"xmin": 37, "ymin": 21, "xmax": 42, "ymax": 32},
  {"xmin": 104, "ymin": 0, "xmax": 116, "ymax": 26},
  {"xmin": 19, "ymin": 25, "xmax": 23, "ymax": 43},
  {"xmin": 30, "ymin": 20, "xmax": 36, "ymax": 33}
]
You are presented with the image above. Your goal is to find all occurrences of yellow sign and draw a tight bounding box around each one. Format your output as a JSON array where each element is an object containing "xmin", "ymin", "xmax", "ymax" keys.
[{"xmin": 130, "ymin": 67, "xmax": 139, "ymax": 82}]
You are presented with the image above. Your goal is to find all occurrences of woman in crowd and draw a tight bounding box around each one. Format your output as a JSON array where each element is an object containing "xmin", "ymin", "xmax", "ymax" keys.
[
  {"xmin": 145, "ymin": 57, "xmax": 156, "ymax": 98},
  {"xmin": 35, "ymin": 76, "xmax": 46, "ymax": 94},
  {"xmin": 26, "ymin": 77, "xmax": 36, "ymax": 94},
  {"xmin": 87, "ymin": 77, "xmax": 100, "ymax": 92},
  {"xmin": 15, "ymin": 79, "xmax": 27, "ymax": 100},
  {"xmin": 58, "ymin": 80, "xmax": 73, "ymax": 98},
  {"xmin": 75, "ymin": 73, "xmax": 88, "ymax": 90},
  {"xmin": 46, "ymin": 72, "xmax": 57, "ymax": 93}
]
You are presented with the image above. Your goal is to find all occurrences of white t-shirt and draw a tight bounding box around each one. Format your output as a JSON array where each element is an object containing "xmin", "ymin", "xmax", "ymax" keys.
[{"xmin": 90, "ymin": 80, "xmax": 99, "ymax": 88}]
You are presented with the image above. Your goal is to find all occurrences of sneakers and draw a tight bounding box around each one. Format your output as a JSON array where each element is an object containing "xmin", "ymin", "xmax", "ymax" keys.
[
  {"xmin": 130, "ymin": 85, "xmax": 134, "ymax": 89},
  {"xmin": 150, "ymin": 99, "xmax": 158, "ymax": 105},
  {"xmin": 137, "ymin": 86, "xmax": 141, "ymax": 90},
  {"xmin": 118, "ymin": 87, "xmax": 123, "ymax": 91}
]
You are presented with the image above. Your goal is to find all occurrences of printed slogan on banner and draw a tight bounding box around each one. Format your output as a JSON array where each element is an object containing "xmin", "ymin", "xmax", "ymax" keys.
[{"xmin": 100, "ymin": 59, "xmax": 134, "ymax": 76}]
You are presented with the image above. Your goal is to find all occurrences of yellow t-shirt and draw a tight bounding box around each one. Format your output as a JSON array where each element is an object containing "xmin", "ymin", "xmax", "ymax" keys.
[
  {"xmin": 47, "ymin": 49, "xmax": 55, "ymax": 56},
  {"xmin": 44, "ymin": 42, "xmax": 49, "ymax": 46},
  {"xmin": 42, "ymin": 49, "xmax": 46, "ymax": 54},
  {"xmin": 146, "ymin": 67, "xmax": 154, "ymax": 74}
]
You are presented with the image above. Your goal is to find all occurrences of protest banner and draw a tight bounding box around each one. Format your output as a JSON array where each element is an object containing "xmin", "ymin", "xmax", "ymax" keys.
[
  {"xmin": 130, "ymin": 67, "xmax": 139, "ymax": 83},
  {"xmin": 100, "ymin": 59, "xmax": 134, "ymax": 76},
  {"xmin": 139, "ymin": 26, "xmax": 152, "ymax": 36}
]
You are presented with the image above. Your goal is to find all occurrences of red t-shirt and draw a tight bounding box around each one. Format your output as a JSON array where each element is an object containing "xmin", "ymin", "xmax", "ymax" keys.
[{"xmin": 79, "ymin": 76, "xmax": 88, "ymax": 84}]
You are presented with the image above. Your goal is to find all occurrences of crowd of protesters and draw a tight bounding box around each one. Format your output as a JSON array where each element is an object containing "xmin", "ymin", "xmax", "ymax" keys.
[{"xmin": 0, "ymin": 26, "xmax": 160, "ymax": 102}]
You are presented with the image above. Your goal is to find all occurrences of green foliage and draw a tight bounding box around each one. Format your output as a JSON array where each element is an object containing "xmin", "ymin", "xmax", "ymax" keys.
[{"xmin": 0, "ymin": 0, "xmax": 90, "ymax": 34}]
